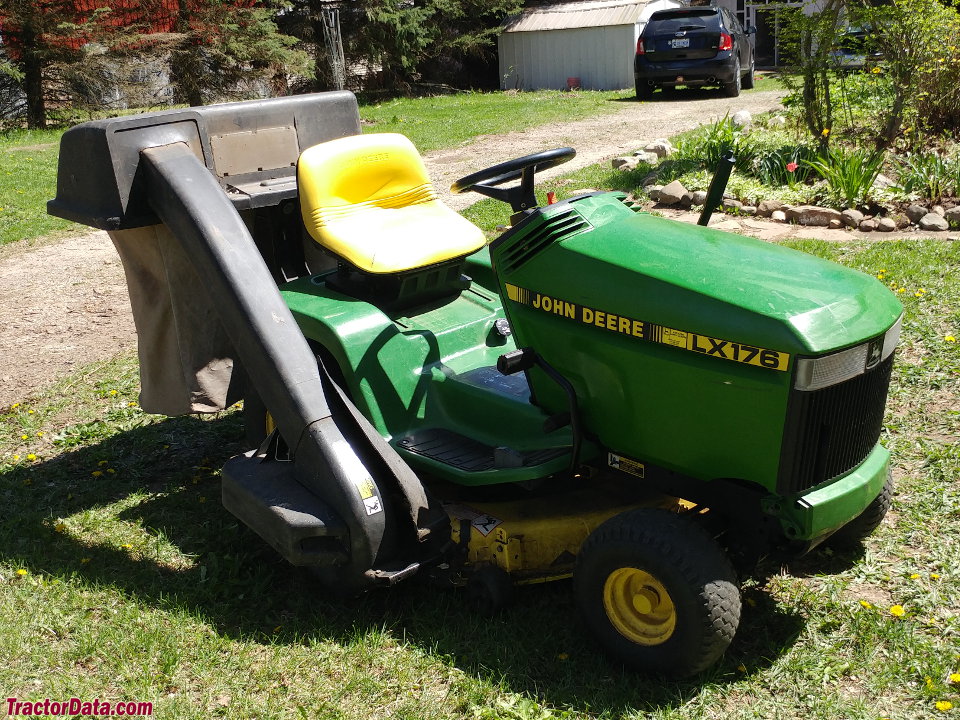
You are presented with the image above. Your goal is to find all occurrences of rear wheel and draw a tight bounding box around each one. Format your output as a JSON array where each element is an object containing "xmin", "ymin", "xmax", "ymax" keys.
[
  {"xmin": 742, "ymin": 53, "xmax": 755, "ymax": 89},
  {"xmin": 723, "ymin": 58, "xmax": 741, "ymax": 97},
  {"xmin": 636, "ymin": 80, "xmax": 654, "ymax": 101},
  {"xmin": 574, "ymin": 508, "xmax": 741, "ymax": 678}
]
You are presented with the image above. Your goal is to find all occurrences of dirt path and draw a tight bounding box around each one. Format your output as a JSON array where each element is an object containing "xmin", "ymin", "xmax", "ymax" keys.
[{"xmin": 2, "ymin": 90, "xmax": 796, "ymax": 408}]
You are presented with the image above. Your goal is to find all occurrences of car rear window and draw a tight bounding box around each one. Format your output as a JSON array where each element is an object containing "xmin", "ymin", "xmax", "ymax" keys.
[
  {"xmin": 646, "ymin": 9, "xmax": 719, "ymax": 32},
  {"xmin": 648, "ymin": 9, "xmax": 718, "ymax": 22}
]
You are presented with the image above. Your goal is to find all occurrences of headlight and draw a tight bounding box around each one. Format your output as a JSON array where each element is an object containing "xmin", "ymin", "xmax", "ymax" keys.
[{"xmin": 794, "ymin": 314, "xmax": 902, "ymax": 391}]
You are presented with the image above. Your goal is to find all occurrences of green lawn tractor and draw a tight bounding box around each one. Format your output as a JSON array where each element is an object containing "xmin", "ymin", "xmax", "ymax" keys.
[{"xmin": 49, "ymin": 91, "xmax": 902, "ymax": 678}]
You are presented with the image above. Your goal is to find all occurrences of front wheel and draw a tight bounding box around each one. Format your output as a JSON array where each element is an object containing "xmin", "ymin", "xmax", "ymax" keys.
[
  {"xmin": 828, "ymin": 471, "xmax": 894, "ymax": 548},
  {"xmin": 574, "ymin": 508, "xmax": 741, "ymax": 678}
]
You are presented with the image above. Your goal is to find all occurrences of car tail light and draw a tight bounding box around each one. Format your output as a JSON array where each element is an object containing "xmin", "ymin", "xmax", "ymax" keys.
[
  {"xmin": 637, "ymin": 37, "xmax": 646, "ymax": 55},
  {"xmin": 718, "ymin": 33, "xmax": 733, "ymax": 51}
]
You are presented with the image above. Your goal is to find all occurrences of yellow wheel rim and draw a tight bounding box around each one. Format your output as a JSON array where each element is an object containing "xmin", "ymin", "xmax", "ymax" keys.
[{"xmin": 602, "ymin": 567, "xmax": 676, "ymax": 646}]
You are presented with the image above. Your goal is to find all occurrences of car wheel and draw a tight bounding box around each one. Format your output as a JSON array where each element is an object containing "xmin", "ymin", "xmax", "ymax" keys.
[
  {"xmin": 742, "ymin": 53, "xmax": 755, "ymax": 90},
  {"xmin": 723, "ymin": 57, "xmax": 741, "ymax": 97},
  {"xmin": 636, "ymin": 80, "xmax": 654, "ymax": 101},
  {"xmin": 574, "ymin": 508, "xmax": 741, "ymax": 678}
]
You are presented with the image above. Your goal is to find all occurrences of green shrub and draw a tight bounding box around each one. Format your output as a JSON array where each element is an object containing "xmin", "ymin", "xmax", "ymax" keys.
[
  {"xmin": 673, "ymin": 113, "xmax": 758, "ymax": 172},
  {"xmin": 753, "ymin": 144, "xmax": 821, "ymax": 186},
  {"xmin": 893, "ymin": 151, "xmax": 958, "ymax": 200},
  {"xmin": 803, "ymin": 147, "xmax": 885, "ymax": 206}
]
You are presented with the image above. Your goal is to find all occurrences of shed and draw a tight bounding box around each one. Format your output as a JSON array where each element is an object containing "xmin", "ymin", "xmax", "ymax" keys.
[{"xmin": 499, "ymin": 0, "xmax": 682, "ymax": 91}]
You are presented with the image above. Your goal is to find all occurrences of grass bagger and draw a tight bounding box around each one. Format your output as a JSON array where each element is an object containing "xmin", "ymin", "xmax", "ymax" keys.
[{"xmin": 48, "ymin": 91, "xmax": 902, "ymax": 678}]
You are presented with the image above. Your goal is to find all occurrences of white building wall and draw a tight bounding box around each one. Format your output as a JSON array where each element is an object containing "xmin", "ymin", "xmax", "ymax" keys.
[{"xmin": 499, "ymin": 25, "xmax": 637, "ymax": 91}]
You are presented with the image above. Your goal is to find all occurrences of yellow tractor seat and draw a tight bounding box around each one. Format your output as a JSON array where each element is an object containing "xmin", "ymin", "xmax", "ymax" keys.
[{"xmin": 298, "ymin": 133, "xmax": 486, "ymax": 274}]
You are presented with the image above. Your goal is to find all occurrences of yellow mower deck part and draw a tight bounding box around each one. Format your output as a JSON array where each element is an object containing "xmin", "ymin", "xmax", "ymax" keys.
[
  {"xmin": 447, "ymin": 481, "xmax": 688, "ymax": 585},
  {"xmin": 297, "ymin": 133, "xmax": 486, "ymax": 274},
  {"xmin": 603, "ymin": 567, "xmax": 676, "ymax": 645}
]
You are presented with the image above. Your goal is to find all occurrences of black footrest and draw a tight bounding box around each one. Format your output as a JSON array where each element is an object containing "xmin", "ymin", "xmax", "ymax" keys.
[
  {"xmin": 222, "ymin": 451, "xmax": 349, "ymax": 567},
  {"xmin": 396, "ymin": 428, "xmax": 566, "ymax": 472}
]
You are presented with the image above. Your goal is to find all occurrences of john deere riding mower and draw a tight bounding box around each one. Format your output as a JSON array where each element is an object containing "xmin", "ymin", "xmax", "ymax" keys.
[{"xmin": 49, "ymin": 92, "xmax": 902, "ymax": 677}]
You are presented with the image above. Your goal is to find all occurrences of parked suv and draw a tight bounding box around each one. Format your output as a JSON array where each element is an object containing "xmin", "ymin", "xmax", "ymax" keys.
[{"xmin": 635, "ymin": 6, "xmax": 755, "ymax": 100}]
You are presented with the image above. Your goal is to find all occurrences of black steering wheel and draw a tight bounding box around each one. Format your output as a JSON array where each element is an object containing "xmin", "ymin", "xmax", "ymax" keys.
[{"xmin": 450, "ymin": 147, "xmax": 576, "ymax": 213}]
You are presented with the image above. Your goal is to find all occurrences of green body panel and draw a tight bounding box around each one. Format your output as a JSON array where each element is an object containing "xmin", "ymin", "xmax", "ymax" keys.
[
  {"xmin": 784, "ymin": 443, "xmax": 890, "ymax": 541},
  {"xmin": 281, "ymin": 254, "xmax": 579, "ymax": 486},
  {"xmin": 280, "ymin": 191, "xmax": 900, "ymax": 542},
  {"xmin": 490, "ymin": 194, "xmax": 902, "ymax": 489}
]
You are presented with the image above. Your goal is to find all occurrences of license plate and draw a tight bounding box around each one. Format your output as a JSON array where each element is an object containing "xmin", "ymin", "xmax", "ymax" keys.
[{"xmin": 670, "ymin": 38, "xmax": 690, "ymax": 49}]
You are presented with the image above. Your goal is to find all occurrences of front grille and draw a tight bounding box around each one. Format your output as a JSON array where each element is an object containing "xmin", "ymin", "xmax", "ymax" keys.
[
  {"xmin": 777, "ymin": 354, "xmax": 894, "ymax": 495},
  {"xmin": 499, "ymin": 209, "xmax": 589, "ymax": 273}
]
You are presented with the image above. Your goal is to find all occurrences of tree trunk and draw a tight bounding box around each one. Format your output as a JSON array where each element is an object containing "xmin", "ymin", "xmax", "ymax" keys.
[
  {"xmin": 170, "ymin": 0, "xmax": 204, "ymax": 106},
  {"xmin": 21, "ymin": 24, "xmax": 46, "ymax": 129}
]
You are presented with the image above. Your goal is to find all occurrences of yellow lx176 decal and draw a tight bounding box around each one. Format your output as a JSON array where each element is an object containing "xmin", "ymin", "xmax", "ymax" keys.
[{"xmin": 504, "ymin": 284, "xmax": 790, "ymax": 372}]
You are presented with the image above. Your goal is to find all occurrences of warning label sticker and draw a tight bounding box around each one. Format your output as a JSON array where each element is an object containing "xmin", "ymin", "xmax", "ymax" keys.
[
  {"xmin": 363, "ymin": 496, "xmax": 382, "ymax": 515},
  {"xmin": 504, "ymin": 283, "xmax": 790, "ymax": 372},
  {"xmin": 471, "ymin": 514, "xmax": 503, "ymax": 537},
  {"xmin": 356, "ymin": 478, "xmax": 376, "ymax": 500},
  {"xmin": 608, "ymin": 453, "xmax": 645, "ymax": 478}
]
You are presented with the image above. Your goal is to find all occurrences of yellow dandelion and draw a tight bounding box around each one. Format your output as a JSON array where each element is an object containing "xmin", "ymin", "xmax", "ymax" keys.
[
  {"xmin": 127, "ymin": 402, "xmax": 137, "ymax": 407},
  {"xmin": 890, "ymin": 604, "xmax": 905, "ymax": 617},
  {"xmin": 910, "ymin": 573, "xmax": 920, "ymax": 579},
  {"xmin": 927, "ymin": 677, "xmax": 935, "ymax": 688},
  {"xmin": 20, "ymin": 434, "xmax": 28, "ymax": 440},
  {"xmin": 36, "ymin": 431, "xmax": 43, "ymax": 437},
  {"xmin": 120, "ymin": 543, "xmax": 132, "ymax": 549},
  {"xmin": 98, "ymin": 460, "xmax": 108, "ymax": 466},
  {"xmin": 918, "ymin": 288, "xmax": 926, "ymax": 294},
  {"xmin": 12, "ymin": 455, "xmax": 19, "ymax": 461},
  {"xmin": 737, "ymin": 664, "xmax": 747, "ymax": 673},
  {"xmin": 860, "ymin": 599, "xmax": 873, "ymax": 609},
  {"xmin": 54, "ymin": 522, "xmax": 66, "ymax": 533},
  {"xmin": 946, "ymin": 336, "xmax": 956, "ymax": 343},
  {"xmin": 109, "ymin": 390, "xmax": 117, "ymax": 396},
  {"xmin": 821, "ymin": 128, "xmax": 831, "ymax": 137},
  {"xmin": 936, "ymin": 700, "xmax": 953, "ymax": 712},
  {"xmin": 80, "ymin": 558, "xmax": 91, "ymax": 564},
  {"xmin": 107, "ymin": 468, "xmax": 115, "ymax": 474},
  {"xmin": 91, "ymin": 470, "xmax": 103, "ymax": 477},
  {"xmin": 931, "ymin": 573, "xmax": 941, "ymax": 579},
  {"xmin": 897, "ymin": 288, "xmax": 906, "ymax": 293},
  {"xmin": 15, "ymin": 569, "xmax": 27, "ymax": 576},
  {"xmin": 557, "ymin": 653, "xmax": 569, "ymax": 661},
  {"xmin": 11, "ymin": 403, "xmax": 19, "ymax": 409},
  {"xmin": 872, "ymin": 67, "xmax": 881, "ymax": 74},
  {"xmin": 27, "ymin": 410, "xmax": 33, "ymax": 414},
  {"xmin": 949, "ymin": 673, "xmax": 960, "ymax": 683},
  {"xmin": 26, "ymin": 453, "xmax": 37, "ymax": 462}
]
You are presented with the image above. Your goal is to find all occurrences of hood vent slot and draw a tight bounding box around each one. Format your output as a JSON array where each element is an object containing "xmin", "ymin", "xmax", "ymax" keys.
[{"xmin": 501, "ymin": 210, "xmax": 589, "ymax": 273}]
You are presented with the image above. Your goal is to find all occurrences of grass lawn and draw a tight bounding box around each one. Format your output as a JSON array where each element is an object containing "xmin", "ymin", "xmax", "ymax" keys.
[
  {"xmin": 0, "ymin": 131, "xmax": 73, "ymax": 246},
  {"xmin": 2, "ymin": 225, "xmax": 958, "ymax": 718},
  {"xmin": 3, "ymin": 81, "xmax": 957, "ymax": 718}
]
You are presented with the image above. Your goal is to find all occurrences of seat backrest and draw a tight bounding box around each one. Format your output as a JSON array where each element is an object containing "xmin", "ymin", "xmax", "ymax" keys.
[
  {"xmin": 297, "ymin": 133, "xmax": 486, "ymax": 278},
  {"xmin": 298, "ymin": 133, "xmax": 437, "ymax": 226}
]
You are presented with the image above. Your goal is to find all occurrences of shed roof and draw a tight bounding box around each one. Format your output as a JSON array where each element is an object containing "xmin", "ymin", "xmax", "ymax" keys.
[{"xmin": 501, "ymin": 0, "xmax": 650, "ymax": 32}]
